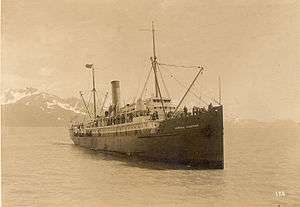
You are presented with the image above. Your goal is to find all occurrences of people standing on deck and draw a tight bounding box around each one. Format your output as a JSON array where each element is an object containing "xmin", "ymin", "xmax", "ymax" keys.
[
  {"xmin": 208, "ymin": 103, "xmax": 213, "ymax": 111},
  {"xmin": 183, "ymin": 106, "xmax": 188, "ymax": 115}
]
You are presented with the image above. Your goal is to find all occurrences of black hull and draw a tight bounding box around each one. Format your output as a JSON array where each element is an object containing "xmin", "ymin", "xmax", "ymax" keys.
[{"xmin": 70, "ymin": 106, "xmax": 224, "ymax": 169}]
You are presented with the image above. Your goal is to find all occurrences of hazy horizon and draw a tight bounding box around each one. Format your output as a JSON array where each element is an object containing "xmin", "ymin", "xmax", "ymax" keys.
[{"xmin": 2, "ymin": 0, "xmax": 300, "ymax": 122}]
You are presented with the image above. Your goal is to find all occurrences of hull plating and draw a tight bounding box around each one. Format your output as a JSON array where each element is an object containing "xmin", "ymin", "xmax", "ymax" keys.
[{"xmin": 70, "ymin": 106, "xmax": 224, "ymax": 169}]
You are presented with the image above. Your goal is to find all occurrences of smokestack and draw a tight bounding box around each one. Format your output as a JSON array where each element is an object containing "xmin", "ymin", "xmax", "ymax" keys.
[{"xmin": 111, "ymin": 80, "xmax": 121, "ymax": 112}]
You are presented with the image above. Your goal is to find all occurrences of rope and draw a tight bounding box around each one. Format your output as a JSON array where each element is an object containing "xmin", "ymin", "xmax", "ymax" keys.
[
  {"xmin": 86, "ymin": 92, "xmax": 93, "ymax": 116},
  {"xmin": 162, "ymin": 66, "xmax": 209, "ymax": 106},
  {"xmin": 158, "ymin": 62, "xmax": 201, "ymax": 69},
  {"xmin": 157, "ymin": 64, "xmax": 170, "ymax": 98},
  {"xmin": 139, "ymin": 65, "xmax": 153, "ymax": 99},
  {"xmin": 193, "ymin": 76, "xmax": 219, "ymax": 105},
  {"xmin": 95, "ymin": 91, "xmax": 102, "ymax": 113}
]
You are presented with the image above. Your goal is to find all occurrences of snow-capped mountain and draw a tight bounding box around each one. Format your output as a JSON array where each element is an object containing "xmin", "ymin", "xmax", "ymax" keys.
[
  {"xmin": 1, "ymin": 88, "xmax": 86, "ymax": 126},
  {"xmin": 1, "ymin": 87, "xmax": 40, "ymax": 105}
]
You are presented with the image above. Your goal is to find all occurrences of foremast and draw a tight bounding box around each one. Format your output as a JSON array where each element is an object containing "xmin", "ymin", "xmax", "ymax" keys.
[{"xmin": 85, "ymin": 64, "xmax": 97, "ymax": 119}]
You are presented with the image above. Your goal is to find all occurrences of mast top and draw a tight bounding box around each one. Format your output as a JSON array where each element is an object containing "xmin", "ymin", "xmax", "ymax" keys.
[{"xmin": 151, "ymin": 21, "xmax": 157, "ymax": 60}]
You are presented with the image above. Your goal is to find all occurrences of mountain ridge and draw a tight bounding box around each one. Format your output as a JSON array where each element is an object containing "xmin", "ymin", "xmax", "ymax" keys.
[
  {"xmin": 1, "ymin": 87, "xmax": 299, "ymax": 127},
  {"xmin": 1, "ymin": 87, "xmax": 85, "ymax": 126}
]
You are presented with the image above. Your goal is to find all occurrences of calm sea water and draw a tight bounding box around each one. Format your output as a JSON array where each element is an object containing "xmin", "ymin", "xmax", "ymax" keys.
[{"xmin": 2, "ymin": 126, "xmax": 300, "ymax": 207}]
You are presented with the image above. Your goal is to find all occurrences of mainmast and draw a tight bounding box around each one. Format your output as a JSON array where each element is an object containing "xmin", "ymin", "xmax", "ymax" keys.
[
  {"xmin": 151, "ymin": 21, "xmax": 159, "ymax": 97},
  {"xmin": 150, "ymin": 22, "xmax": 167, "ymax": 118}
]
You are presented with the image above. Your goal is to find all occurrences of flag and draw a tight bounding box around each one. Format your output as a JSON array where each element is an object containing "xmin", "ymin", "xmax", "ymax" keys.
[{"xmin": 85, "ymin": 64, "xmax": 93, "ymax": 69}]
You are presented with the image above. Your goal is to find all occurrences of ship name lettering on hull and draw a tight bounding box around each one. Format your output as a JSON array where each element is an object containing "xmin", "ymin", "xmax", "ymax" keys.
[{"xmin": 175, "ymin": 124, "xmax": 199, "ymax": 130}]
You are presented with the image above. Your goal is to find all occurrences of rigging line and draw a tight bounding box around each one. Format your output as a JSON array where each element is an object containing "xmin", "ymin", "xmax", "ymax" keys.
[
  {"xmin": 176, "ymin": 76, "xmax": 208, "ymax": 106},
  {"xmin": 158, "ymin": 62, "xmax": 201, "ymax": 69},
  {"xmin": 193, "ymin": 80, "xmax": 217, "ymax": 104},
  {"xmin": 79, "ymin": 91, "xmax": 92, "ymax": 118},
  {"xmin": 157, "ymin": 64, "xmax": 170, "ymax": 98},
  {"xmin": 86, "ymin": 92, "xmax": 93, "ymax": 117},
  {"xmin": 173, "ymin": 67, "xmax": 204, "ymax": 115},
  {"xmin": 139, "ymin": 65, "xmax": 153, "ymax": 99},
  {"xmin": 80, "ymin": 89, "xmax": 93, "ymax": 95},
  {"xmin": 95, "ymin": 91, "xmax": 102, "ymax": 114},
  {"xmin": 194, "ymin": 79, "xmax": 216, "ymax": 100},
  {"xmin": 100, "ymin": 92, "xmax": 108, "ymax": 114},
  {"xmin": 193, "ymin": 78, "xmax": 204, "ymax": 95},
  {"xmin": 152, "ymin": 62, "xmax": 167, "ymax": 119},
  {"xmin": 81, "ymin": 91, "xmax": 92, "ymax": 120},
  {"xmin": 195, "ymin": 83, "xmax": 219, "ymax": 104},
  {"xmin": 162, "ymin": 64, "xmax": 212, "ymax": 106},
  {"xmin": 134, "ymin": 58, "xmax": 149, "ymax": 102},
  {"xmin": 71, "ymin": 90, "xmax": 82, "ymax": 111},
  {"xmin": 163, "ymin": 66, "xmax": 209, "ymax": 106}
]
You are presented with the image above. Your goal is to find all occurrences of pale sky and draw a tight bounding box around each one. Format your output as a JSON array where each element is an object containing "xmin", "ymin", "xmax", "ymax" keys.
[{"xmin": 2, "ymin": 0, "xmax": 300, "ymax": 121}]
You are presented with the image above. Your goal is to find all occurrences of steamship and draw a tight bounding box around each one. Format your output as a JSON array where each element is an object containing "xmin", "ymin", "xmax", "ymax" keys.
[{"xmin": 69, "ymin": 23, "xmax": 224, "ymax": 169}]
